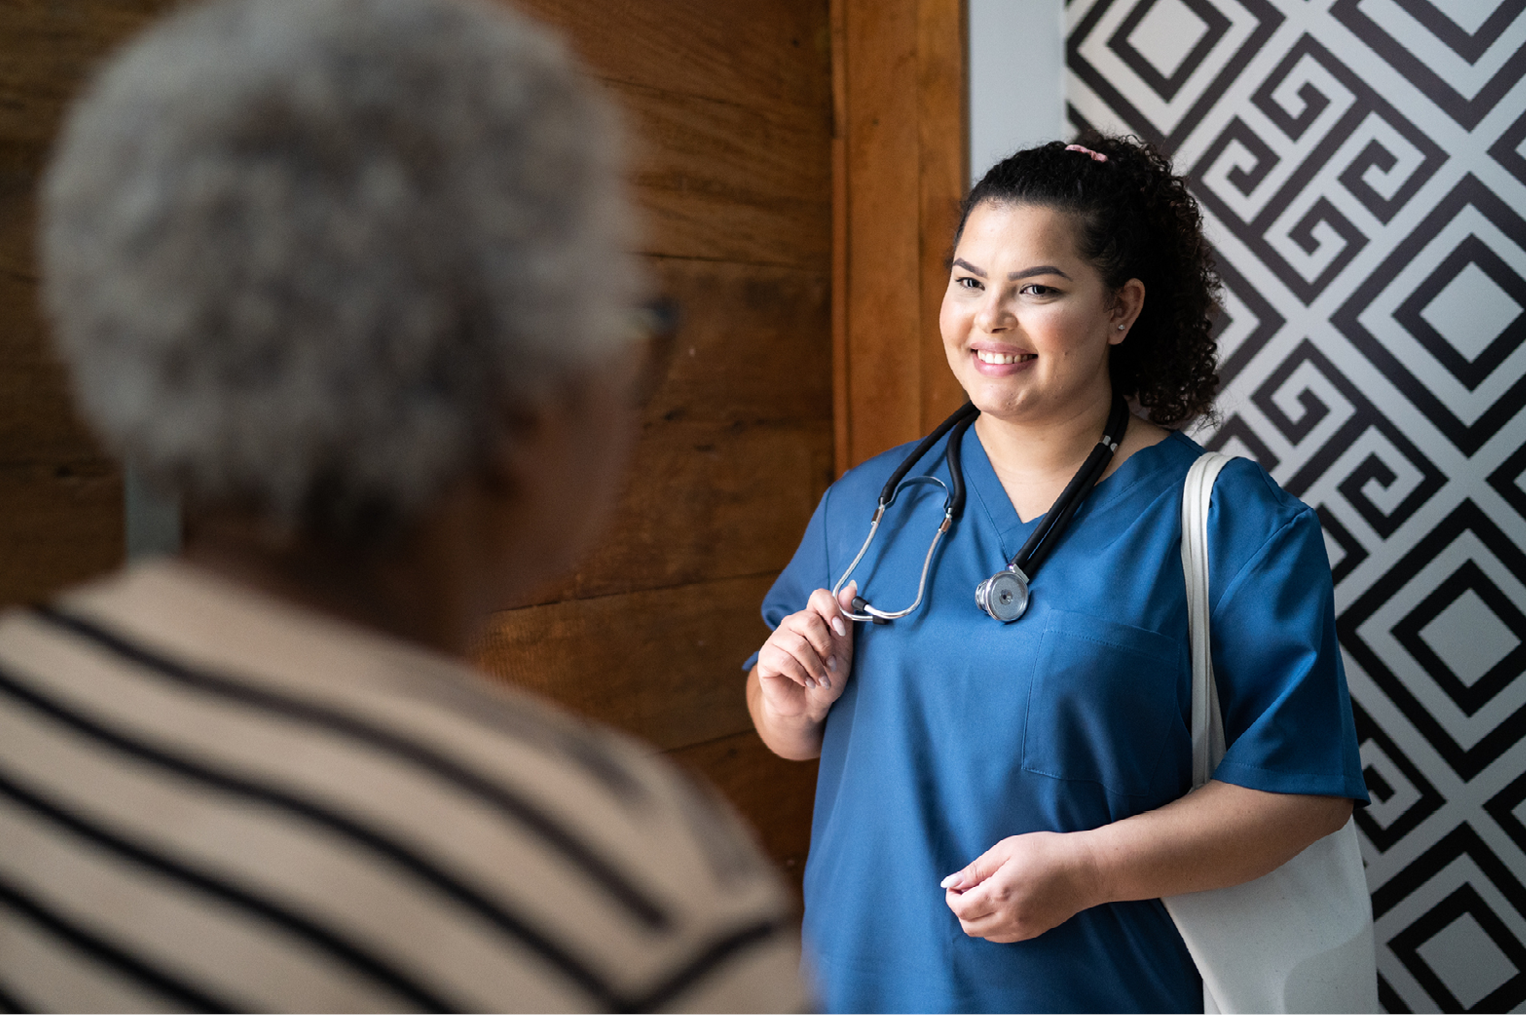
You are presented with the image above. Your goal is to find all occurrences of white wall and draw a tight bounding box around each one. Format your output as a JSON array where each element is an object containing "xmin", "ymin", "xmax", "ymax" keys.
[{"xmin": 967, "ymin": 0, "xmax": 1066, "ymax": 186}]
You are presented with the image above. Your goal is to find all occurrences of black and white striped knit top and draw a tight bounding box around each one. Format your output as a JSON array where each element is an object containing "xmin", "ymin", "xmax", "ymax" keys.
[{"xmin": 0, "ymin": 562, "xmax": 806, "ymax": 1013}]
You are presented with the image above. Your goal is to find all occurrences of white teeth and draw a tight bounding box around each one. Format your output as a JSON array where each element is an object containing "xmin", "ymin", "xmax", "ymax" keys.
[{"xmin": 976, "ymin": 350, "xmax": 1032, "ymax": 365}]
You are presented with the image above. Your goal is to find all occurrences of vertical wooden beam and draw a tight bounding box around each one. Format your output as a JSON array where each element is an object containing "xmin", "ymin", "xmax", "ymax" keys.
[
  {"xmin": 916, "ymin": 0, "xmax": 968, "ymax": 434},
  {"xmin": 832, "ymin": 0, "xmax": 967, "ymax": 473},
  {"xmin": 840, "ymin": 0, "xmax": 921, "ymax": 471},
  {"xmin": 830, "ymin": 0, "xmax": 851, "ymax": 478}
]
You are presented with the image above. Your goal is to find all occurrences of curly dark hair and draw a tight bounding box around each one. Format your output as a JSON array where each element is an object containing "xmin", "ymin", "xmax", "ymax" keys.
[{"xmin": 956, "ymin": 132, "xmax": 1221, "ymax": 427}]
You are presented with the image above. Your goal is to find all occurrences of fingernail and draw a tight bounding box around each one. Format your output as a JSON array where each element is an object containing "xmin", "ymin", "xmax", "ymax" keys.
[
  {"xmin": 827, "ymin": 655, "xmax": 837, "ymax": 672},
  {"xmin": 940, "ymin": 875, "xmax": 957, "ymax": 889},
  {"xmin": 805, "ymin": 676, "xmax": 817, "ymax": 688},
  {"xmin": 820, "ymin": 675, "xmax": 832, "ymax": 690},
  {"xmin": 831, "ymin": 617, "xmax": 847, "ymax": 637}
]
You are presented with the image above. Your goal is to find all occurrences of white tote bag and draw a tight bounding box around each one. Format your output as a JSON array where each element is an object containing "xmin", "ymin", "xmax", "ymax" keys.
[{"xmin": 1161, "ymin": 452, "xmax": 1378, "ymax": 1014}]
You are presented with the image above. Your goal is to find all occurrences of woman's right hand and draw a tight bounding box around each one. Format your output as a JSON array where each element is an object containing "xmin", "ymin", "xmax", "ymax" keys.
[{"xmin": 748, "ymin": 584, "xmax": 857, "ymax": 758}]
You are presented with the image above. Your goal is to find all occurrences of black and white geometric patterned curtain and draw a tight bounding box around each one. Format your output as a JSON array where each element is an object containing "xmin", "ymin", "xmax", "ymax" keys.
[{"xmin": 1067, "ymin": 1, "xmax": 1526, "ymax": 1011}]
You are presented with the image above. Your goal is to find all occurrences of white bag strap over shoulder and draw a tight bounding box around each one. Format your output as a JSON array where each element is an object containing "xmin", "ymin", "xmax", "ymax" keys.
[
  {"xmin": 1170, "ymin": 450, "xmax": 1378, "ymax": 1014},
  {"xmin": 1181, "ymin": 451, "xmax": 1235, "ymax": 788}
]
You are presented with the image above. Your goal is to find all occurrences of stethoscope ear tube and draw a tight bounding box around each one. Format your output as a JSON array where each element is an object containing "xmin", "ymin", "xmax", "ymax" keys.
[
  {"xmin": 876, "ymin": 402, "xmax": 979, "ymax": 508},
  {"xmin": 834, "ymin": 408, "xmax": 977, "ymax": 624}
]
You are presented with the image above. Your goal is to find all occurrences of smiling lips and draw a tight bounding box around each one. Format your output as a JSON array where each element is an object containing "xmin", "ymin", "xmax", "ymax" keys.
[{"xmin": 975, "ymin": 349, "xmax": 1036, "ymax": 366}]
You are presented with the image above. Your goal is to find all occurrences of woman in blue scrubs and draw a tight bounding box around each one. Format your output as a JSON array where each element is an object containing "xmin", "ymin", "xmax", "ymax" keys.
[{"xmin": 745, "ymin": 135, "xmax": 1368, "ymax": 1012}]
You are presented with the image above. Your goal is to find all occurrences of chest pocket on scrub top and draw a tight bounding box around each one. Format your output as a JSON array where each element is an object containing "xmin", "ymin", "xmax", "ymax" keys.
[{"xmin": 1021, "ymin": 610, "xmax": 1182, "ymax": 798}]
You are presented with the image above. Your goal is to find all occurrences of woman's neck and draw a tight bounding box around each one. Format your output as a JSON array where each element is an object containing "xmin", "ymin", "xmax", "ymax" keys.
[
  {"xmin": 178, "ymin": 474, "xmax": 532, "ymax": 658},
  {"xmin": 973, "ymin": 396, "xmax": 1169, "ymax": 522},
  {"xmin": 181, "ymin": 521, "xmax": 473, "ymax": 656}
]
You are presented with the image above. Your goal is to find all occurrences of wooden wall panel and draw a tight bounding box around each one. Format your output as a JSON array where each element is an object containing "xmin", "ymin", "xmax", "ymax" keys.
[
  {"xmin": 0, "ymin": 2, "xmax": 170, "ymax": 144},
  {"xmin": 524, "ymin": 421, "xmax": 831, "ymax": 604},
  {"xmin": 472, "ymin": 0, "xmax": 837, "ymax": 893},
  {"xmin": 516, "ymin": 0, "xmax": 830, "ymax": 113},
  {"xmin": 834, "ymin": 0, "xmax": 968, "ymax": 471},
  {"xmin": 614, "ymin": 80, "xmax": 831, "ymax": 269},
  {"xmin": 914, "ymin": 0, "xmax": 970, "ymax": 427},
  {"xmin": 0, "ymin": 146, "xmax": 42, "ymax": 276},
  {"xmin": 0, "ymin": 1, "xmax": 175, "ymax": 607},
  {"xmin": 839, "ymin": 0, "xmax": 923, "ymax": 466},
  {"xmin": 667, "ymin": 732, "xmax": 819, "ymax": 897},
  {"xmin": 641, "ymin": 258, "xmax": 831, "ymax": 426},
  {"xmin": 1, "ymin": 0, "xmax": 841, "ymax": 898},
  {"xmin": 477, "ymin": 575, "xmax": 773, "ymax": 751},
  {"xmin": 0, "ymin": 274, "xmax": 97, "ymax": 465},
  {"xmin": 0, "ymin": 464, "xmax": 122, "ymax": 606}
]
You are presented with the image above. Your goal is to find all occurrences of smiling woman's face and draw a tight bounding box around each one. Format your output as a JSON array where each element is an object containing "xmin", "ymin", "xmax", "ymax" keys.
[{"xmin": 940, "ymin": 201, "xmax": 1140, "ymax": 428}]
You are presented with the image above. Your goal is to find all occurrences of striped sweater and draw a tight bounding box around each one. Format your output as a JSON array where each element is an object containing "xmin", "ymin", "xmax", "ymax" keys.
[{"xmin": 0, "ymin": 561, "xmax": 805, "ymax": 1012}]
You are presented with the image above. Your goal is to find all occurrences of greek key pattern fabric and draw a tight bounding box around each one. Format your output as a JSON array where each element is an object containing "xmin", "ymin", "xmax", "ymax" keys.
[{"xmin": 1066, "ymin": 1, "xmax": 1526, "ymax": 1011}]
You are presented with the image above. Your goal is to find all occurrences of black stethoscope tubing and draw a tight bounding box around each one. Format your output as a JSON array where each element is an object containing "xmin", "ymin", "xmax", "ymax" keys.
[{"xmin": 835, "ymin": 394, "xmax": 1130, "ymax": 624}]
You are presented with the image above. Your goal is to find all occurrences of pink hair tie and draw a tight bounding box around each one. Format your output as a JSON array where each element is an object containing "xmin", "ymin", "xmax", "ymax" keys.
[{"xmin": 1065, "ymin": 144, "xmax": 1108, "ymax": 162}]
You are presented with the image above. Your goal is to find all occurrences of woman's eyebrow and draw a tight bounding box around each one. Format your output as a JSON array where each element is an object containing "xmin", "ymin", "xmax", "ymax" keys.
[
  {"xmin": 1009, "ymin": 265, "xmax": 1072, "ymax": 281},
  {"xmin": 952, "ymin": 258, "xmax": 986, "ymax": 277}
]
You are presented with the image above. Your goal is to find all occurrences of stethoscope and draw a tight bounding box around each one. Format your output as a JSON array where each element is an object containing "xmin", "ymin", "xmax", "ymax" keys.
[{"xmin": 833, "ymin": 393, "xmax": 1130, "ymax": 624}]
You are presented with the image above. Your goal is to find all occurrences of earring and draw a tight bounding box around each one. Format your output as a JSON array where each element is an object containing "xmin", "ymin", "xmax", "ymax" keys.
[{"xmin": 1117, "ymin": 324, "xmax": 1126, "ymax": 331}]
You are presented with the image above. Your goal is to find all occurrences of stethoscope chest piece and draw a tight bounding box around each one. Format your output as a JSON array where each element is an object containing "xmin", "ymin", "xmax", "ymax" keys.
[
  {"xmin": 834, "ymin": 393, "xmax": 1127, "ymax": 626},
  {"xmin": 975, "ymin": 568, "xmax": 1029, "ymax": 622}
]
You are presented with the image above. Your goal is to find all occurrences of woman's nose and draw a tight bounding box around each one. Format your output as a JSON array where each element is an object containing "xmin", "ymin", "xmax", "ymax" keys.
[{"xmin": 973, "ymin": 290, "xmax": 1008, "ymax": 333}]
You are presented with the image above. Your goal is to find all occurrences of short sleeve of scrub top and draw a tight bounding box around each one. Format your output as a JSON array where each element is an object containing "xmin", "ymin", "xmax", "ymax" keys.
[{"xmin": 750, "ymin": 427, "xmax": 1368, "ymax": 1014}]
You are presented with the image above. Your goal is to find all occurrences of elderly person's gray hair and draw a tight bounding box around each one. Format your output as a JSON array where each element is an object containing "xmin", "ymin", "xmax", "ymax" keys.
[{"xmin": 41, "ymin": 0, "xmax": 637, "ymax": 541}]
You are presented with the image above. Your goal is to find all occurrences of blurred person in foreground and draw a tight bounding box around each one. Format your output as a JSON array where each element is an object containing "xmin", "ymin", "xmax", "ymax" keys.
[{"xmin": 0, "ymin": 0, "xmax": 806, "ymax": 1010}]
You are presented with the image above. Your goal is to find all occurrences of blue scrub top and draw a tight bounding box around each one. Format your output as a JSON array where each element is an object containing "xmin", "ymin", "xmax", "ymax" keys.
[{"xmin": 751, "ymin": 426, "xmax": 1368, "ymax": 1014}]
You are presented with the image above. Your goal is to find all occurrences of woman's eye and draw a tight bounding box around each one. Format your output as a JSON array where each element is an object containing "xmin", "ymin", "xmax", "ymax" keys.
[
  {"xmin": 956, "ymin": 276, "xmax": 982, "ymax": 290},
  {"xmin": 1021, "ymin": 284, "xmax": 1056, "ymax": 296}
]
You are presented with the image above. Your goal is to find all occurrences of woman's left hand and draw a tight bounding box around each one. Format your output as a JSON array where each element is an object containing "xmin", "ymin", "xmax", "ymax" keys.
[
  {"xmin": 941, "ymin": 783, "xmax": 1354, "ymax": 944},
  {"xmin": 941, "ymin": 832, "xmax": 1100, "ymax": 943}
]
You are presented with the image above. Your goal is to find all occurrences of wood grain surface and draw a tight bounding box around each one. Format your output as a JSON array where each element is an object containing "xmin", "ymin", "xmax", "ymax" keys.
[
  {"xmin": 468, "ymin": 0, "xmax": 838, "ymax": 893},
  {"xmin": 516, "ymin": 0, "xmax": 831, "ymax": 113},
  {"xmin": 666, "ymin": 731, "xmax": 820, "ymax": 902},
  {"xmin": 615, "ymin": 78, "xmax": 832, "ymax": 269},
  {"xmin": 0, "ymin": 1, "xmax": 175, "ymax": 605},
  {"xmin": 834, "ymin": 0, "xmax": 968, "ymax": 471},
  {"xmin": 476, "ymin": 574, "xmax": 774, "ymax": 751},
  {"xmin": 0, "ymin": 0, "xmax": 937, "ymax": 900}
]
